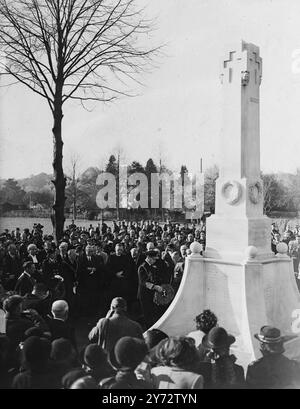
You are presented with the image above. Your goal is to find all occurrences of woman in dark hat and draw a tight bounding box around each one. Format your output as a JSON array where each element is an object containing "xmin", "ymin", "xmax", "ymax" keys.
[
  {"xmin": 151, "ymin": 336, "xmax": 204, "ymax": 389},
  {"xmin": 246, "ymin": 326, "xmax": 300, "ymax": 389},
  {"xmin": 12, "ymin": 336, "xmax": 57, "ymax": 389},
  {"xmin": 82, "ymin": 343, "xmax": 115, "ymax": 383},
  {"xmin": 100, "ymin": 336, "xmax": 153, "ymax": 389},
  {"xmin": 200, "ymin": 327, "xmax": 245, "ymax": 389}
]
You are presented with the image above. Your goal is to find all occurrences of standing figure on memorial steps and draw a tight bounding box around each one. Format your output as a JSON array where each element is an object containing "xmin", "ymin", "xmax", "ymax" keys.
[{"xmin": 137, "ymin": 250, "xmax": 166, "ymax": 328}]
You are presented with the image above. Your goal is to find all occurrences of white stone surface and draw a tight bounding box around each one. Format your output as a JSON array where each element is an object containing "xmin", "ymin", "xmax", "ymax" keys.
[
  {"xmin": 153, "ymin": 41, "xmax": 300, "ymax": 369},
  {"xmin": 155, "ymin": 254, "xmax": 300, "ymax": 368}
]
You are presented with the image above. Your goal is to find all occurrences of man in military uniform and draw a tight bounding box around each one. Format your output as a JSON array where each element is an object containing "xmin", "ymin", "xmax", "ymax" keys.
[
  {"xmin": 246, "ymin": 326, "xmax": 300, "ymax": 389},
  {"xmin": 137, "ymin": 250, "xmax": 166, "ymax": 328}
]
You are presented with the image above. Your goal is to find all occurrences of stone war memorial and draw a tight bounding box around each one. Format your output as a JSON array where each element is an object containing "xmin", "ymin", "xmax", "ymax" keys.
[{"xmin": 155, "ymin": 40, "xmax": 300, "ymax": 367}]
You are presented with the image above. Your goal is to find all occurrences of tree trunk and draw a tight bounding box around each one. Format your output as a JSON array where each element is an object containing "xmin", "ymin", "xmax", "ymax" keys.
[
  {"xmin": 73, "ymin": 196, "xmax": 77, "ymax": 220},
  {"xmin": 72, "ymin": 176, "xmax": 77, "ymax": 220},
  {"xmin": 51, "ymin": 99, "xmax": 65, "ymax": 244}
]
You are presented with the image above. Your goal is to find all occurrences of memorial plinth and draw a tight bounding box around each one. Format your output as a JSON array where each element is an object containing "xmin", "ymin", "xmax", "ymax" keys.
[{"xmin": 154, "ymin": 41, "xmax": 300, "ymax": 368}]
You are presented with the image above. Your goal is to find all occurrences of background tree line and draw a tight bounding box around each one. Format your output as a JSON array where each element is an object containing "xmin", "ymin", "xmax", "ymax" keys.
[{"xmin": 1, "ymin": 161, "xmax": 300, "ymax": 219}]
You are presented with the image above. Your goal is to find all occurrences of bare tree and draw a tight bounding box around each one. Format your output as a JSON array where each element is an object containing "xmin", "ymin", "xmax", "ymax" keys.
[
  {"xmin": 0, "ymin": 0, "xmax": 159, "ymax": 242},
  {"xmin": 66, "ymin": 152, "xmax": 82, "ymax": 220}
]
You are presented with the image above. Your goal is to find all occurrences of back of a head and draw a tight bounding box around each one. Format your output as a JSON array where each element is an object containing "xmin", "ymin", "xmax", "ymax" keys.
[
  {"xmin": 3, "ymin": 295, "xmax": 23, "ymax": 315},
  {"xmin": 110, "ymin": 297, "xmax": 127, "ymax": 313},
  {"xmin": 114, "ymin": 336, "xmax": 148, "ymax": 370},
  {"xmin": 51, "ymin": 338, "xmax": 74, "ymax": 362},
  {"xmin": 144, "ymin": 329, "xmax": 168, "ymax": 350},
  {"xmin": 155, "ymin": 336, "xmax": 198, "ymax": 370},
  {"xmin": 52, "ymin": 300, "xmax": 69, "ymax": 319},
  {"xmin": 195, "ymin": 309, "xmax": 218, "ymax": 334},
  {"xmin": 84, "ymin": 343, "xmax": 108, "ymax": 370},
  {"xmin": 22, "ymin": 336, "xmax": 51, "ymax": 369},
  {"xmin": 70, "ymin": 376, "xmax": 98, "ymax": 389}
]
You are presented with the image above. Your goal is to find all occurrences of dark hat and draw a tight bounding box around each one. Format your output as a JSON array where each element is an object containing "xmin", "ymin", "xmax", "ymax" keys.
[
  {"xmin": 84, "ymin": 344, "xmax": 108, "ymax": 369},
  {"xmin": 146, "ymin": 250, "xmax": 158, "ymax": 258},
  {"xmin": 254, "ymin": 326, "xmax": 294, "ymax": 344},
  {"xmin": 3, "ymin": 295, "xmax": 23, "ymax": 313},
  {"xmin": 114, "ymin": 336, "xmax": 148, "ymax": 370},
  {"xmin": 202, "ymin": 327, "xmax": 235, "ymax": 350},
  {"xmin": 23, "ymin": 336, "xmax": 51, "ymax": 365},
  {"xmin": 23, "ymin": 261, "xmax": 33, "ymax": 270},
  {"xmin": 51, "ymin": 338, "xmax": 74, "ymax": 361}
]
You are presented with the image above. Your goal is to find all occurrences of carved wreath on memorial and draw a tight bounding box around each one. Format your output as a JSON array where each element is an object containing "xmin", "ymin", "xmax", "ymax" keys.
[
  {"xmin": 248, "ymin": 181, "xmax": 263, "ymax": 204},
  {"xmin": 221, "ymin": 181, "xmax": 242, "ymax": 205}
]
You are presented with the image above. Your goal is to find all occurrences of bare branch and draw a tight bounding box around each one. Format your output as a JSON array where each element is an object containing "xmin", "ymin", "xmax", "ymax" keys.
[{"xmin": 0, "ymin": 0, "xmax": 161, "ymax": 107}]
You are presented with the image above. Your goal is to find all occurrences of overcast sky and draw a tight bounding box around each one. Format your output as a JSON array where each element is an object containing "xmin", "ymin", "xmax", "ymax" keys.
[{"xmin": 1, "ymin": 0, "xmax": 300, "ymax": 179}]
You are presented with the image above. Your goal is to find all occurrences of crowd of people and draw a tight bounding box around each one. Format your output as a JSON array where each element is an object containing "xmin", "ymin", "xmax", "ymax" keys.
[
  {"xmin": 0, "ymin": 218, "xmax": 299, "ymax": 388},
  {"xmin": 1, "ymin": 295, "xmax": 300, "ymax": 389},
  {"xmin": 271, "ymin": 222, "xmax": 300, "ymax": 290},
  {"xmin": 0, "ymin": 219, "xmax": 206, "ymax": 326}
]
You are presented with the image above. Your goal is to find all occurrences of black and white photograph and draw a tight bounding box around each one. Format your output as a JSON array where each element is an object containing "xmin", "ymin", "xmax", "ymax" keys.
[{"xmin": 1, "ymin": 0, "xmax": 300, "ymax": 393}]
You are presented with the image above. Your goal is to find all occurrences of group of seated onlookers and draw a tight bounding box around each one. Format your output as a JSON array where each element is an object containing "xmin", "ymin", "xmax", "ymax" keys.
[{"xmin": 1, "ymin": 293, "xmax": 300, "ymax": 389}]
